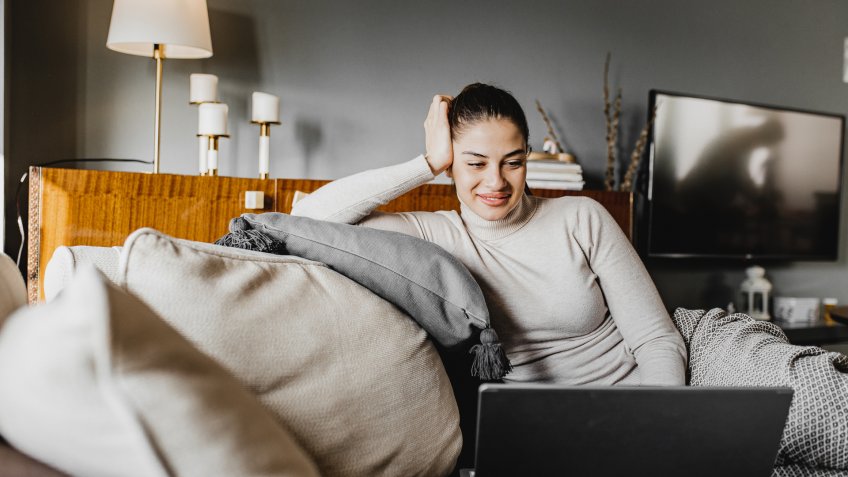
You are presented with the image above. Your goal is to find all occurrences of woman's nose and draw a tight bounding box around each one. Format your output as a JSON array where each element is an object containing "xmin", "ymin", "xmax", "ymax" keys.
[{"xmin": 483, "ymin": 167, "xmax": 506, "ymax": 188}]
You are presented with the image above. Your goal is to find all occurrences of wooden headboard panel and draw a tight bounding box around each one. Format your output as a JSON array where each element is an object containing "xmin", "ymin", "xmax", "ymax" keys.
[{"xmin": 27, "ymin": 167, "xmax": 632, "ymax": 302}]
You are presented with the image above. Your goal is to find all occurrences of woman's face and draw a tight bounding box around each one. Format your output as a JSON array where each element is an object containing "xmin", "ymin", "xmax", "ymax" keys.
[{"xmin": 448, "ymin": 118, "xmax": 527, "ymax": 221}]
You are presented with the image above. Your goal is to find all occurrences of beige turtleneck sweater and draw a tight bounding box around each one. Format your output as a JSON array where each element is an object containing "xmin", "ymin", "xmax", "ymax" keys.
[{"xmin": 292, "ymin": 155, "xmax": 686, "ymax": 385}]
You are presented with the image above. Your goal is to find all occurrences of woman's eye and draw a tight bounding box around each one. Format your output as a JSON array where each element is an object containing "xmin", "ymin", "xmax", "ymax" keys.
[
  {"xmin": 467, "ymin": 162, "xmax": 485, "ymax": 169},
  {"xmin": 506, "ymin": 161, "xmax": 525, "ymax": 168}
]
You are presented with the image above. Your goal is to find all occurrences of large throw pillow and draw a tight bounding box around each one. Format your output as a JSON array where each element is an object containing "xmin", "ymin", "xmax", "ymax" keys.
[
  {"xmin": 216, "ymin": 212, "xmax": 511, "ymax": 379},
  {"xmin": 0, "ymin": 265, "xmax": 320, "ymax": 477},
  {"xmin": 120, "ymin": 228, "xmax": 462, "ymax": 477},
  {"xmin": 673, "ymin": 307, "xmax": 848, "ymax": 471}
]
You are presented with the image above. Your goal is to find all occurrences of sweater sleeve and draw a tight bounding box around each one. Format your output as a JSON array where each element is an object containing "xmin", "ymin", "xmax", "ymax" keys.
[
  {"xmin": 580, "ymin": 198, "xmax": 687, "ymax": 386},
  {"xmin": 290, "ymin": 155, "xmax": 435, "ymax": 236}
]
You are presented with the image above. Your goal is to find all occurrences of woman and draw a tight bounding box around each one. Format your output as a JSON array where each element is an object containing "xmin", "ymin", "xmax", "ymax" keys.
[{"xmin": 292, "ymin": 83, "xmax": 686, "ymax": 386}]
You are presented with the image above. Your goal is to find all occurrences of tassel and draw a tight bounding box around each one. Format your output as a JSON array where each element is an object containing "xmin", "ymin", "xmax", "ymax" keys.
[
  {"xmin": 469, "ymin": 327, "xmax": 512, "ymax": 380},
  {"xmin": 215, "ymin": 218, "xmax": 284, "ymax": 253}
]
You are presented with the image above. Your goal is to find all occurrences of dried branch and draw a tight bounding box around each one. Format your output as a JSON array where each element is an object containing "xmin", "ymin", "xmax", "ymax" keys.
[
  {"xmin": 603, "ymin": 53, "xmax": 611, "ymax": 125},
  {"xmin": 603, "ymin": 53, "xmax": 617, "ymax": 191},
  {"xmin": 535, "ymin": 99, "xmax": 563, "ymax": 153},
  {"xmin": 610, "ymin": 90, "xmax": 622, "ymax": 190},
  {"xmin": 620, "ymin": 103, "xmax": 659, "ymax": 192}
]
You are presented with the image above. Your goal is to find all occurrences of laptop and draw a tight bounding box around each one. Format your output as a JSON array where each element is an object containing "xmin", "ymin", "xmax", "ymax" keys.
[{"xmin": 462, "ymin": 384, "xmax": 793, "ymax": 477}]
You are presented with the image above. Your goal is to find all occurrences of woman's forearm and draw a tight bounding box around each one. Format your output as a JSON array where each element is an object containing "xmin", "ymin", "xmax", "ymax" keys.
[{"xmin": 291, "ymin": 155, "xmax": 435, "ymax": 224}]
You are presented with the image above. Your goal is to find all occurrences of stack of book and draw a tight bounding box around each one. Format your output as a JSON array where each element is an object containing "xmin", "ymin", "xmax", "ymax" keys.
[{"xmin": 525, "ymin": 153, "xmax": 584, "ymax": 190}]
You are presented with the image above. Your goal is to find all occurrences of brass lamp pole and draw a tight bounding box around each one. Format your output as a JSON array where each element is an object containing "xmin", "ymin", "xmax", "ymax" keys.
[{"xmin": 153, "ymin": 44, "xmax": 165, "ymax": 174}]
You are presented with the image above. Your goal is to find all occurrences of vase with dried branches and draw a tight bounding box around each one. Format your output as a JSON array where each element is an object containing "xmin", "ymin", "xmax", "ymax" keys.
[{"xmin": 603, "ymin": 53, "xmax": 658, "ymax": 192}]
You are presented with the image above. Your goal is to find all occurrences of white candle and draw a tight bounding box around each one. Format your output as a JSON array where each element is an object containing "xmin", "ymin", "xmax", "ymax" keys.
[
  {"xmin": 198, "ymin": 136, "xmax": 207, "ymax": 174},
  {"xmin": 251, "ymin": 92, "xmax": 280, "ymax": 123},
  {"xmin": 259, "ymin": 135, "xmax": 270, "ymax": 175},
  {"xmin": 190, "ymin": 74, "xmax": 218, "ymax": 103},
  {"xmin": 198, "ymin": 103, "xmax": 228, "ymax": 136}
]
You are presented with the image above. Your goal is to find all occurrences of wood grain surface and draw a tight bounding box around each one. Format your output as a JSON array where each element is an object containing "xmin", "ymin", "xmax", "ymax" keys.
[{"xmin": 28, "ymin": 167, "xmax": 632, "ymax": 302}]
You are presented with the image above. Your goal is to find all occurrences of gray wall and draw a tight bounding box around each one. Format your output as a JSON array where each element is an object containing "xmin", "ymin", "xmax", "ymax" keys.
[{"xmin": 6, "ymin": 0, "xmax": 848, "ymax": 310}]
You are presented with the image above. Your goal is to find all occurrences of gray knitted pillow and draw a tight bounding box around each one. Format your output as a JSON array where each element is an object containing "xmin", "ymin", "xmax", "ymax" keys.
[{"xmin": 216, "ymin": 213, "xmax": 511, "ymax": 380}]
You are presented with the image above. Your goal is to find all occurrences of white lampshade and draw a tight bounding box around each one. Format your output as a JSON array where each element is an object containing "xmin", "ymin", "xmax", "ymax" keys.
[{"xmin": 106, "ymin": 0, "xmax": 213, "ymax": 59}]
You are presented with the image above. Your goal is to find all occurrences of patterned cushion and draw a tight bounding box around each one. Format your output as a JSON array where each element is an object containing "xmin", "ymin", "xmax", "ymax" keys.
[{"xmin": 672, "ymin": 308, "xmax": 848, "ymax": 471}]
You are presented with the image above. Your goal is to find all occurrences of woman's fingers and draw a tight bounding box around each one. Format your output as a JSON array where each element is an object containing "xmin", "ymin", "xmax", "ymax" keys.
[
  {"xmin": 425, "ymin": 95, "xmax": 451, "ymax": 126},
  {"xmin": 426, "ymin": 96, "xmax": 438, "ymax": 125}
]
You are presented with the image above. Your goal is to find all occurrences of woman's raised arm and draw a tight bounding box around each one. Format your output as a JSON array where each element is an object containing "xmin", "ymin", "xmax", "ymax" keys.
[
  {"xmin": 290, "ymin": 154, "xmax": 435, "ymax": 224},
  {"xmin": 291, "ymin": 95, "xmax": 454, "ymax": 231}
]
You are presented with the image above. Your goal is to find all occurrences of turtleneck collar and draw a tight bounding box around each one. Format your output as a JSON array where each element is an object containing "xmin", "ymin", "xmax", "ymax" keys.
[{"xmin": 459, "ymin": 193, "xmax": 537, "ymax": 241}]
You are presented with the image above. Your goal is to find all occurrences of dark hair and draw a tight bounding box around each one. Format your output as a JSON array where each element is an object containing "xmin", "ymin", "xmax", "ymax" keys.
[{"xmin": 448, "ymin": 83, "xmax": 529, "ymax": 146}]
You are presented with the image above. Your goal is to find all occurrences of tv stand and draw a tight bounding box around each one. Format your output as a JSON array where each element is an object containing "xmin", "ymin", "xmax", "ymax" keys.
[{"xmin": 774, "ymin": 319, "xmax": 848, "ymax": 346}]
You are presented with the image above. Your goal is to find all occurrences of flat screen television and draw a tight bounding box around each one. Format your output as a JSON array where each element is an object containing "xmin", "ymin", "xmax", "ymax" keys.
[{"xmin": 645, "ymin": 90, "xmax": 845, "ymax": 260}]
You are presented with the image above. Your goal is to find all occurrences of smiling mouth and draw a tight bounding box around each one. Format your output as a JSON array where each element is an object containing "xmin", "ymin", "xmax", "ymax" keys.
[{"xmin": 477, "ymin": 193, "xmax": 511, "ymax": 206}]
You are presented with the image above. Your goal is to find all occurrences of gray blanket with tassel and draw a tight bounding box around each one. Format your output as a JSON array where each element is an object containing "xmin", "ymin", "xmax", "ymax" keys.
[{"xmin": 672, "ymin": 308, "xmax": 848, "ymax": 475}]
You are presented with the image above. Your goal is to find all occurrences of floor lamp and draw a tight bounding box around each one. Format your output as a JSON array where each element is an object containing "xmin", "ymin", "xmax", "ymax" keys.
[{"xmin": 106, "ymin": 0, "xmax": 213, "ymax": 174}]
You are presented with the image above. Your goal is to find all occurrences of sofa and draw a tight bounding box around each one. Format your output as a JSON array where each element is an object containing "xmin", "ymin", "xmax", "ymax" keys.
[
  {"xmin": 0, "ymin": 228, "xmax": 469, "ymax": 477},
  {"xmin": 1, "ymin": 226, "xmax": 847, "ymax": 477}
]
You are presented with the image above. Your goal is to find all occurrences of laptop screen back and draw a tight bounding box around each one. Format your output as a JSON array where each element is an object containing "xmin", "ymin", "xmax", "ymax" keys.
[{"xmin": 475, "ymin": 384, "xmax": 793, "ymax": 477}]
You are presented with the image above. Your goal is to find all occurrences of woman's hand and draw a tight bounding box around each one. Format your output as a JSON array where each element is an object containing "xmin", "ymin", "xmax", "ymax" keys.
[{"xmin": 424, "ymin": 94, "xmax": 453, "ymax": 176}]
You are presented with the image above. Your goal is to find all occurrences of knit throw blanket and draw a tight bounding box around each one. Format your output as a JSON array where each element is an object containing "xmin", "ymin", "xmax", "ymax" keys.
[{"xmin": 672, "ymin": 308, "xmax": 848, "ymax": 474}]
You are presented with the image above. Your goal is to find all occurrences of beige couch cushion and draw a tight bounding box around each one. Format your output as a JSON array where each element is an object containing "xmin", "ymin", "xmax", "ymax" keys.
[
  {"xmin": 120, "ymin": 228, "xmax": 462, "ymax": 477},
  {"xmin": 0, "ymin": 265, "xmax": 320, "ymax": 477}
]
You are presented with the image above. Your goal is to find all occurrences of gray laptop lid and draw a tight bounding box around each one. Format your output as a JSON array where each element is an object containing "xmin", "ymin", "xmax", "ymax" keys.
[{"xmin": 474, "ymin": 384, "xmax": 793, "ymax": 477}]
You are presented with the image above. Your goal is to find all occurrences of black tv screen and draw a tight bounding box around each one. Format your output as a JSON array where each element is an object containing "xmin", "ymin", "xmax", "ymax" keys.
[{"xmin": 646, "ymin": 90, "xmax": 845, "ymax": 260}]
